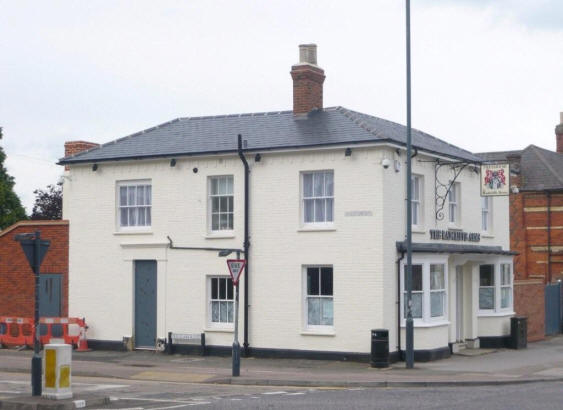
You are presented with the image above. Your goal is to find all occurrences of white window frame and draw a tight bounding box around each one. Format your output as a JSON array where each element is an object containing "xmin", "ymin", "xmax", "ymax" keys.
[
  {"xmin": 116, "ymin": 180, "xmax": 152, "ymax": 231},
  {"xmin": 478, "ymin": 260, "xmax": 514, "ymax": 315},
  {"xmin": 302, "ymin": 265, "xmax": 334, "ymax": 332},
  {"xmin": 207, "ymin": 276, "xmax": 234, "ymax": 329},
  {"xmin": 481, "ymin": 196, "xmax": 493, "ymax": 234},
  {"xmin": 208, "ymin": 175, "xmax": 234, "ymax": 233},
  {"xmin": 500, "ymin": 263, "xmax": 513, "ymax": 311},
  {"xmin": 411, "ymin": 174, "xmax": 424, "ymax": 230},
  {"xmin": 301, "ymin": 170, "xmax": 334, "ymax": 227},
  {"xmin": 448, "ymin": 182, "xmax": 461, "ymax": 227},
  {"xmin": 400, "ymin": 255, "xmax": 449, "ymax": 326}
]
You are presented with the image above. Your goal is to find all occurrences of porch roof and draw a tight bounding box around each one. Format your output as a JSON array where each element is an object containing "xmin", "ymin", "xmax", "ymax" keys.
[{"xmin": 396, "ymin": 241, "xmax": 517, "ymax": 256}]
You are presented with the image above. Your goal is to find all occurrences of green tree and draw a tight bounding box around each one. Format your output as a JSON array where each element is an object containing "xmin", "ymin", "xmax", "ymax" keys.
[{"xmin": 0, "ymin": 127, "xmax": 27, "ymax": 229}]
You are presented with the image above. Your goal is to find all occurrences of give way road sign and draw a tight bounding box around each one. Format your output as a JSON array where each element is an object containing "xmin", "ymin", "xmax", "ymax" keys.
[{"xmin": 227, "ymin": 259, "xmax": 246, "ymax": 286}]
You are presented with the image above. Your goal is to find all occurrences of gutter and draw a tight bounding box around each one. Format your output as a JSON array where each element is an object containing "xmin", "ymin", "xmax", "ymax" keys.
[{"xmin": 237, "ymin": 134, "xmax": 251, "ymax": 357}]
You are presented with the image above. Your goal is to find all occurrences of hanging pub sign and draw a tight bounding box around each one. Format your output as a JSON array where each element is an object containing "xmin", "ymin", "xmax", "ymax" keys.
[{"xmin": 480, "ymin": 163, "xmax": 510, "ymax": 196}]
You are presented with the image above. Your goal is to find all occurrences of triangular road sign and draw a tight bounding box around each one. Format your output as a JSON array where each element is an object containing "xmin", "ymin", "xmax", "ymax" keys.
[
  {"xmin": 227, "ymin": 259, "xmax": 246, "ymax": 286},
  {"xmin": 20, "ymin": 240, "xmax": 50, "ymax": 271}
]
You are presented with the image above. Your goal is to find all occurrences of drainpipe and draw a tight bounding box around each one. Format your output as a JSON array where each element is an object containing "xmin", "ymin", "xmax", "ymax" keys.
[
  {"xmin": 237, "ymin": 134, "xmax": 251, "ymax": 357},
  {"xmin": 397, "ymin": 251, "xmax": 406, "ymax": 359},
  {"xmin": 547, "ymin": 191, "xmax": 552, "ymax": 283}
]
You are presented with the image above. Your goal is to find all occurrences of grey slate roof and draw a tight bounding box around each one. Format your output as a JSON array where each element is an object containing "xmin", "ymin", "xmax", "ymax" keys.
[
  {"xmin": 59, "ymin": 106, "xmax": 482, "ymax": 165},
  {"xmin": 478, "ymin": 145, "xmax": 563, "ymax": 191},
  {"xmin": 396, "ymin": 241, "xmax": 517, "ymax": 256}
]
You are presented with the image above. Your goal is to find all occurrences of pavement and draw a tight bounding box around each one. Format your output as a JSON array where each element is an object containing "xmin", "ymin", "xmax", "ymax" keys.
[{"xmin": 1, "ymin": 335, "xmax": 563, "ymax": 408}]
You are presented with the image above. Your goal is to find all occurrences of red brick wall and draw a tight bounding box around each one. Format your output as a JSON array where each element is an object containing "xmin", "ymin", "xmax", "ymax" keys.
[
  {"xmin": 514, "ymin": 280, "xmax": 545, "ymax": 342},
  {"xmin": 0, "ymin": 221, "xmax": 69, "ymax": 318},
  {"xmin": 290, "ymin": 64, "xmax": 325, "ymax": 114}
]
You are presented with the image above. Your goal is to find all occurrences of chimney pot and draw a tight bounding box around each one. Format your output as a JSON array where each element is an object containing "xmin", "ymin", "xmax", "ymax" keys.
[{"xmin": 299, "ymin": 44, "xmax": 317, "ymax": 65}]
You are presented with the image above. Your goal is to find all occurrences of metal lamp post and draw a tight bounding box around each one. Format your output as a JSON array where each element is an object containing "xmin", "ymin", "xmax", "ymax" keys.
[
  {"xmin": 14, "ymin": 231, "xmax": 51, "ymax": 396},
  {"xmin": 405, "ymin": 0, "xmax": 414, "ymax": 369}
]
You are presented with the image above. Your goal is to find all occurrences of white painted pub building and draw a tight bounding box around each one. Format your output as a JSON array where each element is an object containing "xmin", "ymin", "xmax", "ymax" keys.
[{"xmin": 61, "ymin": 45, "xmax": 514, "ymax": 361}]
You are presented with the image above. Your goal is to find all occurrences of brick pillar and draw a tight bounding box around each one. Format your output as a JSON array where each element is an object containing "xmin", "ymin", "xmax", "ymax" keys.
[
  {"xmin": 290, "ymin": 44, "xmax": 325, "ymax": 115},
  {"xmin": 556, "ymin": 112, "xmax": 563, "ymax": 153},
  {"xmin": 63, "ymin": 141, "xmax": 99, "ymax": 170}
]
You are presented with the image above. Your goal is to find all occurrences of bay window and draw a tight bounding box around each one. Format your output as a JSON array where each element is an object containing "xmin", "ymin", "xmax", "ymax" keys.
[
  {"xmin": 479, "ymin": 262, "xmax": 513, "ymax": 313},
  {"xmin": 402, "ymin": 258, "xmax": 448, "ymax": 324}
]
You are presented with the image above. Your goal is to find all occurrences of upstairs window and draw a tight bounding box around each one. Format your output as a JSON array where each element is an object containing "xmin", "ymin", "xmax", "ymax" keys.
[
  {"xmin": 481, "ymin": 197, "xmax": 492, "ymax": 233},
  {"xmin": 118, "ymin": 181, "xmax": 151, "ymax": 228},
  {"xmin": 302, "ymin": 171, "xmax": 334, "ymax": 224},
  {"xmin": 448, "ymin": 182, "xmax": 461, "ymax": 225},
  {"xmin": 209, "ymin": 175, "xmax": 234, "ymax": 231},
  {"xmin": 411, "ymin": 175, "xmax": 423, "ymax": 228}
]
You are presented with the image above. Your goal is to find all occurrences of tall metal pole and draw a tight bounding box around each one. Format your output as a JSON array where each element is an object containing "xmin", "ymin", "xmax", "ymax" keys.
[
  {"xmin": 405, "ymin": 0, "xmax": 414, "ymax": 369},
  {"xmin": 232, "ymin": 251, "xmax": 241, "ymax": 377},
  {"xmin": 32, "ymin": 231, "xmax": 42, "ymax": 395}
]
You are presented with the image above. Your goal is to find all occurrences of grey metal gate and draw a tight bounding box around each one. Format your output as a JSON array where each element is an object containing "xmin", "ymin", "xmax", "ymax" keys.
[
  {"xmin": 545, "ymin": 282, "xmax": 562, "ymax": 336},
  {"xmin": 134, "ymin": 260, "xmax": 157, "ymax": 349},
  {"xmin": 39, "ymin": 274, "xmax": 61, "ymax": 317}
]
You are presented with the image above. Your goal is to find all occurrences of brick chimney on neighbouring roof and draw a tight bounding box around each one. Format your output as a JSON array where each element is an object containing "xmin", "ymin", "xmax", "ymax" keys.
[
  {"xmin": 290, "ymin": 44, "xmax": 325, "ymax": 115},
  {"xmin": 556, "ymin": 112, "xmax": 563, "ymax": 153},
  {"xmin": 64, "ymin": 140, "xmax": 100, "ymax": 170}
]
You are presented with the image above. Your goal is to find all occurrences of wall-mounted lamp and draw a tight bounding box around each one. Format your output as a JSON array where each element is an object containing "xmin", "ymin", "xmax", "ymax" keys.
[
  {"xmin": 344, "ymin": 148, "xmax": 352, "ymax": 157},
  {"xmin": 254, "ymin": 153, "xmax": 261, "ymax": 162},
  {"xmin": 92, "ymin": 164, "xmax": 98, "ymax": 172},
  {"xmin": 511, "ymin": 185, "xmax": 519, "ymax": 194},
  {"xmin": 170, "ymin": 159, "xmax": 176, "ymax": 167}
]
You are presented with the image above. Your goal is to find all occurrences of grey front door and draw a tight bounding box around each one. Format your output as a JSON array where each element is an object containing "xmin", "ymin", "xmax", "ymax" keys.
[
  {"xmin": 134, "ymin": 260, "xmax": 157, "ymax": 349},
  {"xmin": 39, "ymin": 274, "xmax": 61, "ymax": 317}
]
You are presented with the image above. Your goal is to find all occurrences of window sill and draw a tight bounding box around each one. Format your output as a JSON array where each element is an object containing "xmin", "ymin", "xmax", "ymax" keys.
[
  {"xmin": 477, "ymin": 311, "xmax": 515, "ymax": 318},
  {"xmin": 204, "ymin": 327, "xmax": 234, "ymax": 333},
  {"xmin": 447, "ymin": 224, "xmax": 462, "ymax": 231},
  {"xmin": 401, "ymin": 320, "xmax": 450, "ymax": 328},
  {"xmin": 412, "ymin": 226, "xmax": 426, "ymax": 234},
  {"xmin": 114, "ymin": 230, "xmax": 153, "ymax": 235},
  {"xmin": 301, "ymin": 330, "xmax": 336, "ymax": 337},
  {"xmin": 205, "ymin": 232, "xmax": 235, "ymax": 239},
  {"xmin": 297, "ymin": 226, "xmax": 336, "ymax": 232},
  {"xmin": 481, "ymin": 233, "xmax": 495, "ymax": 238}
]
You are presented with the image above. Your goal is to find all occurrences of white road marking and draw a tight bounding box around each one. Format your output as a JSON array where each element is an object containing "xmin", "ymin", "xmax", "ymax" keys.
[
  {"xmin": 286, "ymin": 392, "xmax": 306, "ymax": 396},
  {"xmin": 118, "ymin": 398, "xmax": 202, "ymax": 405},
  {"xmin": 0, "ymin": 390, "xmax": 23, "ymax": 394},
  {"xmin": 230, "ymin": 398, "xmax": 242, "ymax": 401},
  {"xmin": 262, "ymin": 391, "xmax": 287, "ymax": 395}
]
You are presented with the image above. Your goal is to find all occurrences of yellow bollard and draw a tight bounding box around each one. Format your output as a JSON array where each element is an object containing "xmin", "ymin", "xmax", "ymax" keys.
[{"xmin": 42, "ymin": 344, "xmax": 72, "ymax": 399}]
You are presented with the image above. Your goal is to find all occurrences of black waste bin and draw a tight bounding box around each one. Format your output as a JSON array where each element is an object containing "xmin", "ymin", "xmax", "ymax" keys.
[
  {"xmin": 510, "ymin": 316, "xmax": 527, "ymax": 349},
  {"xmin": 371, "ymin": 329, "xmax": 389, "ymax": 368}
]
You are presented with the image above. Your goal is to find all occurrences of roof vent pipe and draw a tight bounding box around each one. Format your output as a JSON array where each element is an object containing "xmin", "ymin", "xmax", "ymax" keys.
[{"xmin": 555, "ymin": 111, "xmax": 563, "ymax": 153}]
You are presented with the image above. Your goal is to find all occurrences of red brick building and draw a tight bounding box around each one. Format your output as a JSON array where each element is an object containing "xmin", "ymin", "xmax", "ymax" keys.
[
  {"xmin": 480, "ymin": 113, "xmax": 563, "ymax": 341},
  {"xmin": 0, "ymin": 220, "xmax": 69, "ymax": 318}
]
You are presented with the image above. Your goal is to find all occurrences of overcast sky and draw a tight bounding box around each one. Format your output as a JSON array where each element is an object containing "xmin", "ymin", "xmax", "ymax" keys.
[{"xmin": 1, "ymin": 0, "xmax": 562, "ymax": 212}]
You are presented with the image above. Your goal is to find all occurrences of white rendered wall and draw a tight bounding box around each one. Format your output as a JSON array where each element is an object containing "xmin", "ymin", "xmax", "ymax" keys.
[{"xmin": 64, "ymin": 144, "xmax": 512, "ymax": 354}]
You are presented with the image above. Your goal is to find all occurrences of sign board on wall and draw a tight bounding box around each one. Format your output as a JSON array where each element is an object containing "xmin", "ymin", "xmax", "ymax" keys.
[{"xmin": 481, "ymin": 163, "xmax": 510, "ymax": 196}]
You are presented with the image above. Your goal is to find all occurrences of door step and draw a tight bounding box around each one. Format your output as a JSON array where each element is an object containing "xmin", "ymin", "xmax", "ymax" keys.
[{"xmin": 451, "ymin": 342, "xmax": 466, "ymax": 353}]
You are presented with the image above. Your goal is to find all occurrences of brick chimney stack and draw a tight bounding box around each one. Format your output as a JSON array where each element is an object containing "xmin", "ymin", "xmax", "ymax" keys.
[
  {"xmin": 290, "ymin": 44, "xmax": 325, "ymax": 115},
  {"xmin": 556, "ymin": 112, "xmax": 563, "ymax": 153},
  {"xmin": 64, "ymin": 140, "xmax": 100, "ymax": 170}
]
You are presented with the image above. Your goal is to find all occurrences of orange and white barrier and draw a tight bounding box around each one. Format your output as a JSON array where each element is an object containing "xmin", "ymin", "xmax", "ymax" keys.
[{"xmin": 0, "ymin": 317, "xmax": 88, "ymax": 349}]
